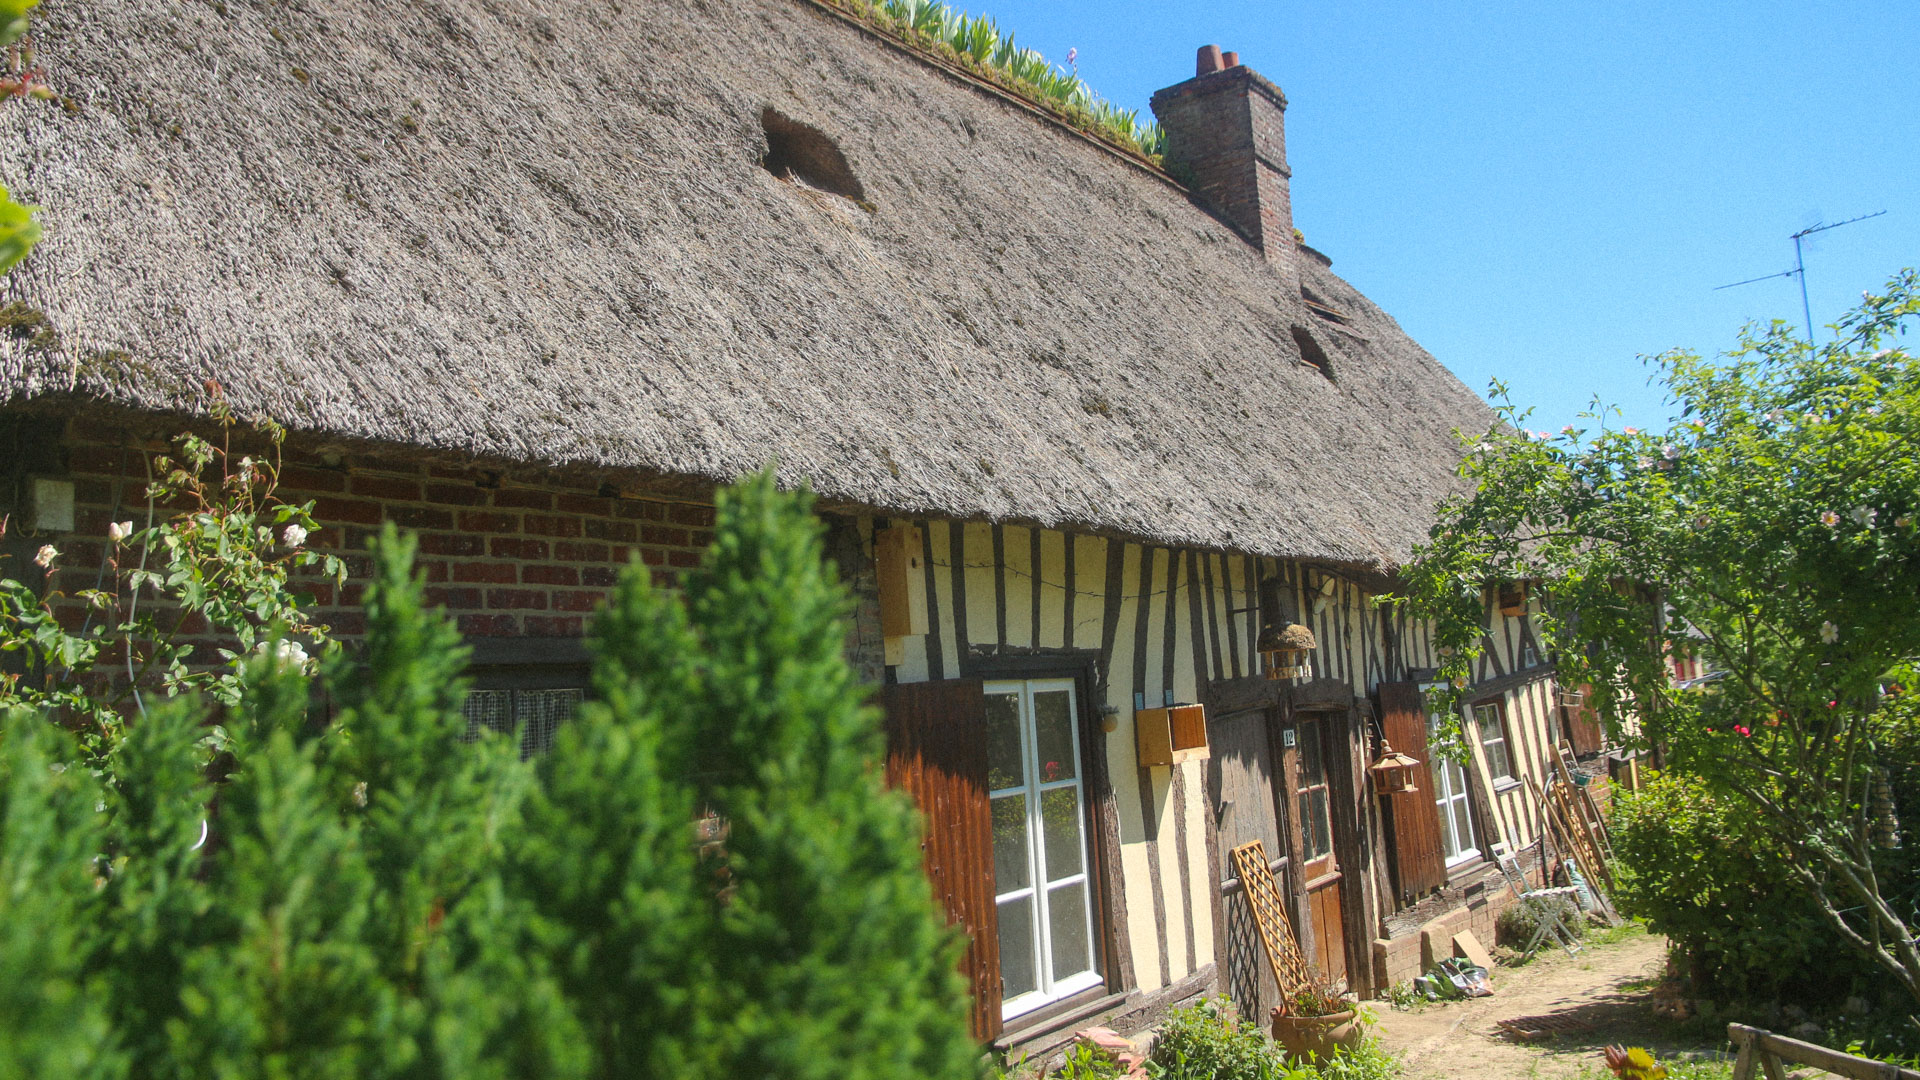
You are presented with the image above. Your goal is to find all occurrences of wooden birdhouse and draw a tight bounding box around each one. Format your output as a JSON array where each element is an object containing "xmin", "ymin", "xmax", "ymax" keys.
[{"xmin": 1258, "ymin": 622, "xmax": 1317, "ymax": 682}]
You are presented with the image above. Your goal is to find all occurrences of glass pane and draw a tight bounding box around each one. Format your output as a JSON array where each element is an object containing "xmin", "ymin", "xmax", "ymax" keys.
[
  {"xmin": 986, "ymin": 693, "xmax": 1025, "ymax": 790},
  {"xmin": 1298, "ymin": 722, "xmax": 1325, "ymax": 785},
  {"xmin": 998, "ymin": 895, "xmax": 1038, "ymax": 1000},
  {"xmin": 1452, "ymin": 797, "xmax": 1475, "ymax": 854},
  {"xmin": 991, "ymin": 794, "xmax": 1031, "ymax": 894},
  {"xmin": 463, "ymin": 690, "xmax": 512, "ymax": 741},
  {"xmin": 1047, "ymin": 880, "xmax": 1093, "ymax": 982},
  {"xmin": 1436, "ymin": 790, "xmax": 1459, "ymax": 859},
  {"xmin": 1041, "ymin": 786, "xmax": 1086, "ymax": 882},
  {"xmin": 1300, "ymin": 789, "xmax": 1330, "ymax": 860},
  {"xmin": 516, "ymin": 688, "xmax": 580, "ymax": 758},
  {"xmin": 1033, "ymin": 690, "xmax": 1077, "ymax": 783}
]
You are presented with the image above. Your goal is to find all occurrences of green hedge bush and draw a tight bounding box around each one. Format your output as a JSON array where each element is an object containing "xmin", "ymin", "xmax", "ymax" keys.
[
  {"xmin": 1610, "ymin": 772, "xmax": 1876, "ymax": 1001},
  {"xmin": 0, "ymin": 473, "xmax": 980, "ymax": 1080}
]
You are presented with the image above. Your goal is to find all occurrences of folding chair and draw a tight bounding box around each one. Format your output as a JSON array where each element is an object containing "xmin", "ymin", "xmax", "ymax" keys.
[{"xmin": 1495, "ymin": 844, "xmax": 1583, "ymax": 958}]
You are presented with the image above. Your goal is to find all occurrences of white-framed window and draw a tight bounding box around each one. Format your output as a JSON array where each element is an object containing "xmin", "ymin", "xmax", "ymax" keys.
[
  {"xmin": 1474, "ymin": 701, "xmax": 1515, "ymax": 782},
  {"xmin": 1427, "ymin": 710, "xmax": 1481, "ymax": 867},
  {"xmin": 985, "ymin": 678, "xmax": 1102, "ymax": 1020}
]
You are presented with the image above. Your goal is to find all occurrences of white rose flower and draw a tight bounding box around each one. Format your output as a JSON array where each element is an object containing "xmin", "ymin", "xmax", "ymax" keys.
[
  {"xmin": 281, "ymin": 523, "xmax": 309, "ymax": 547},
  {"xmin": 1850, "ymin": 506, "xmax": 1878, "ymax": 527},
  {"xmin": 33, "ymin": 544, "xmax": 58, "ymax": 568},
  {"xmin": 1821, "ymin": 621, "xmax": 1839, "ymax": 644},
  {"xmin": 108, "ymin": 520, "xmax": 133, "ymax": 543}
]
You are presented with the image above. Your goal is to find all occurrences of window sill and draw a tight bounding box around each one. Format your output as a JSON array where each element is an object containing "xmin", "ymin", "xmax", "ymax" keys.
[
  {"xmin": 995, "ymin": 986, "xmax": 1127, "ymax": 1053},
  {"xmin": 1444, "ymin": 854, "xmax": 1491, "ymax": 885}
]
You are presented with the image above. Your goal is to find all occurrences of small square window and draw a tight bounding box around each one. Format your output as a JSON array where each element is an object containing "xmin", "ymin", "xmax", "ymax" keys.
[{"xmin": 1474, "ymin": 702, "xmax": 1514, "ymax": 782}]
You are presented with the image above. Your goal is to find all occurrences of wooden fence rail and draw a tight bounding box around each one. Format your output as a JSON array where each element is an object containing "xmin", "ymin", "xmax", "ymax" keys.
[{"xmin": 1728, "ymin": 1022, "xmax": 1920, "ymax": 1080}]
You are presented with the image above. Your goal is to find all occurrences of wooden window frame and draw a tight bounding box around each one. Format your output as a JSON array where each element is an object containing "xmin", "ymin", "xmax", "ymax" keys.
[
  {"xmin": 462, "ymin": 638, "xmax": 592, "ymax": 757},
  {"xmin": 1422, "ymin": 701, "xmax": 1482, "ymax": 869},
  {"xmin": 983, "ymin": 677, "xmax": 1104, "ymax": 1021},
  {"xmin": 1472, "ymin": 698, "xmax": 1517, "ymax": 786},
  {"xmin": 961, "ymin": 652, "xmax": 1124, "ymax": 1017}
]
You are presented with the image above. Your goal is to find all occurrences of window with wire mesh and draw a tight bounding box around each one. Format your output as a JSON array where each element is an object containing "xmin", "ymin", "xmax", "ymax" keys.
[{"xmin": 462, "ymin": 688, "xmax": 583, "ymax": 759}]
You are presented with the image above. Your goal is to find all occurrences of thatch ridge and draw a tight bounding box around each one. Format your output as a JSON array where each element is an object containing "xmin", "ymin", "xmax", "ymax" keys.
[{"xmin": 0, "ymin": 0, "xmax": 1492, "ymax": 568}]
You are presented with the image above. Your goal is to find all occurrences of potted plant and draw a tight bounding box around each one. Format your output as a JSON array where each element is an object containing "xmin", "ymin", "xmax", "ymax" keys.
[{"xmin": 1269, "ymin": 980, "xmax": 1360, "ymax": 1061}]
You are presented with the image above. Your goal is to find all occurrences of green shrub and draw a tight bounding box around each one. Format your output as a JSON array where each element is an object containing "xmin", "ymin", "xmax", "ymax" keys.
[
  {"xmin": 0, "ymin": 472, "xmax": 980, "ymax": 1079},
  {"xmin": 1494, "ymin": 893, "xmax": 1582, "ymax": 949},
  {"xmin": 1148, "ymin": 998, "xmax": 1291, "ymax": 1080},
  {"xmin": 1611, "ymin": 772, "xmax": 1875, "ymax": 1000},
  {"xmin": 1145, "ymin": 998, "xmax": 1396, "ymax": 1080}
]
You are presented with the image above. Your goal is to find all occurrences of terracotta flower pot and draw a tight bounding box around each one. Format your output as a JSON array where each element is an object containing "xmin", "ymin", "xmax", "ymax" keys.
[{"xmin": 1270, "ymin": 1009, "xmax": 1359, "ymax": 1062}]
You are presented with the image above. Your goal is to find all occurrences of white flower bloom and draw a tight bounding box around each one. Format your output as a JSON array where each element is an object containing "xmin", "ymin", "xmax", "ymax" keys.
[
  {"xmin": 281, "ymin": 523, "xmax": 309, "ymax": 547},
  {"xmin": 1661, "ymin": 444, "xmax": 1680, "ymax": 460},
  {"xmin": 107, "ymin": 520, "xmax": 133, "ymax": 543},
  {"xmin": 1897, "ymin": 516, "xmax": 1913, "ymax": 529},
  {"xmin": 1635, "ymin": 456, "xmax": 1655, "ymax": 470},
  {"xmin": 1820, "ymin": 511, "xmax": 1840, "ymax": 528},
  {"xmin": 1850, "ymin": 506, "xmax": 1878, "ymax": 527},
  {"xmin": 32, "ymin": 544, "xmax": 57, "ymax": 568},
  {"xmin": 257, "ymin": 638, "xmax": 312, "ymax": 673},
  {"xmin": 1821, "ymin": 621, "xmax": 1840, "ymax": 644}
]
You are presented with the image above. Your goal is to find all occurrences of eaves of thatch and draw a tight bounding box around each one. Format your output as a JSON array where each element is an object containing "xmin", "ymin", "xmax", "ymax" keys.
[{"xmin": 0, "ymin": 0, "xmax": 1492, "ymax": 570}]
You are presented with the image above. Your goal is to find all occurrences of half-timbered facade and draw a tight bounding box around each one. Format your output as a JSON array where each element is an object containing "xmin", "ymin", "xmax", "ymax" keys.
[{"xmin": 1, "ymin": 0, "xmax": 1604, "ymax": 1055}]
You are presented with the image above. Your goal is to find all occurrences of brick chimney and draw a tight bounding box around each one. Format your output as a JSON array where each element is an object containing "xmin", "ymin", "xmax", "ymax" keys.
[{"xmin": 1150, "ymin": 47, "xmax": 1294, "ymax": 278}]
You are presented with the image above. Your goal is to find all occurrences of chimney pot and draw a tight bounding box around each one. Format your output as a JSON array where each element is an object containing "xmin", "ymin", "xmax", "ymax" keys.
[
  {"xmin": 1222, "ymin": 51, "xmax": 1239, "ymax": 68},
  {"xmin": 1195, "ymin": 45, "xmax": 1223, "ymax": 76}
]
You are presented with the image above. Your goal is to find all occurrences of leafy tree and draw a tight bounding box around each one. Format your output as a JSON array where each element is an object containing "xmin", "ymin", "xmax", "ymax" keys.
[{"xmin": 1396, "ymin": 271, "xmax": 1920, "ymax": 1004}]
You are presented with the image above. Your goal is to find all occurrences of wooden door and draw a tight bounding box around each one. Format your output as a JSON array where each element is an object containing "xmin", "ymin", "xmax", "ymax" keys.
[
  {"xmin": 1292, "ymin": 715, "xmax": 1346, "ymax": 989},
  {"xmin": 1206, "ymin": 705, "xmax": 1288, "ymax": 1019},
  {"xmin": 1378, "ymin": 682, "xmax": 1447, "ymax": 900},
  {"xmin": 883, "ymin": 679, "xmax": 1001, "ymax": 1041}
]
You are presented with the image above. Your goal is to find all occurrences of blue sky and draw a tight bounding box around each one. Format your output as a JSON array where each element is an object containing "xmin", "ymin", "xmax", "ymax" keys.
[{"xmin": 971, "ymin": 1, "xmax": 1918, "ymax": 433}]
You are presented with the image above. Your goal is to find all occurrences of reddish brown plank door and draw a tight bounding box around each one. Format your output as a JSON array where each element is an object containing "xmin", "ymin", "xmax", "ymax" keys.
[
  {"xmin": 1378, "ymin": 682, "xmax": 1448, "ymax": 899},
  {"xmin": 1293, "ymin": 717, "xmax": 1346, "ymax": 990},
  {"xmin": 882, "ymin": 678, "xmax": 1002, "ymax": 1041}
]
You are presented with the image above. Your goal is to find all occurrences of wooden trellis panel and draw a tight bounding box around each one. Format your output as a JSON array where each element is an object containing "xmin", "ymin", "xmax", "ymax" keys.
[{"xmin": 1229, "ymin": 839, "xmax": 1313, "ymax": 1007}]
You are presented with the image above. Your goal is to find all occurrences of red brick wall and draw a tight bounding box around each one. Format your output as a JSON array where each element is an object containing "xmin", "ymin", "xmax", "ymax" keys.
[{"xmin": 47, "ymin": 429, "xmax": 716, "ymax": 652}]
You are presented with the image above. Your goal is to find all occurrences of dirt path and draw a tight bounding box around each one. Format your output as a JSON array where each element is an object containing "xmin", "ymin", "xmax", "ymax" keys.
[{"xmin": 1374, "ymin": 928, "xmax": 1724, "ymax": 1079}]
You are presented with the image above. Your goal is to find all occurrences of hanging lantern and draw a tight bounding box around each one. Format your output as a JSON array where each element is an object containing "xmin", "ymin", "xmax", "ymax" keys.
[
  {"xmin": 1258, "ymin": 622, "xmax": 1317, "ymax": 681},
  {"xmin": 1370, "ymin": 739, "xmax": 1423, "ymax": 795}
]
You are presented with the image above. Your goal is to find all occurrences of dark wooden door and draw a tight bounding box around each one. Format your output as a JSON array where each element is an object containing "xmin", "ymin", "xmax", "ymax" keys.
[
  {"xmin": 1292, "ymin": 716, "xmax": 1346, "ymax": 990},
  {"xmin": 1377, "ymin": 682, "xmax": 1447, "ymax": 900},
  {"xmin": 883, "ymin": 678, "xmax": 1001, "ymax": 1041},
  {"xmin": 1207, "ymin": 704, "xmax": 1288, "ymax": 1019}
]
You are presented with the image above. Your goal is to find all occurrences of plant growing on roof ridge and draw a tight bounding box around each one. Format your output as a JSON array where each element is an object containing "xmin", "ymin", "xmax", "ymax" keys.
[
  {"xmin": 0, "ymin": 395, "xmax": 343, "ymax": 768},
  {"xmin": 829, "ymin": 0, "xmax": 1167, "ymax": 162},
  {"xmin": 1392, "ymin": 269, "xmax": 1920, "ymax": 1006}
]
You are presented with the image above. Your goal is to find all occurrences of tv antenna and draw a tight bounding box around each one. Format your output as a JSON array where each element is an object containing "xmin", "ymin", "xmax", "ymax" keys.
[{"xmin": 1714, "ymin": 210, "xmax": 1887, "ymax": 341}]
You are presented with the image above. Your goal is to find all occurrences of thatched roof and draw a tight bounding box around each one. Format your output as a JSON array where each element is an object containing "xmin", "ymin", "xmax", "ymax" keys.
[{"xmin": 0, "ymin": 0, "xmax": 1492, "ymax": 568}]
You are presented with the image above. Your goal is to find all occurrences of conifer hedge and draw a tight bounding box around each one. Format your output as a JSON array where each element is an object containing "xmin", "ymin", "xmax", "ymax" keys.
[{"xmin": 0, "ymin": 473, "xmax": 981, "ymax": 1079}]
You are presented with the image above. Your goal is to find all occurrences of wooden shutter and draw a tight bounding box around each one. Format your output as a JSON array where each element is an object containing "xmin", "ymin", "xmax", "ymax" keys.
[
  {"xmin": 882, "ymin": 679, "xmax": 1002, "ymax": 1041},
  {"xmin": 1377, "ymin": 682, "xmax": 1448, "ymax": 898}
]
